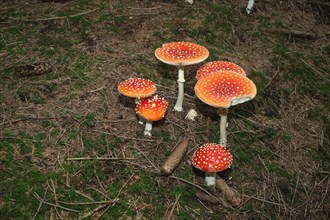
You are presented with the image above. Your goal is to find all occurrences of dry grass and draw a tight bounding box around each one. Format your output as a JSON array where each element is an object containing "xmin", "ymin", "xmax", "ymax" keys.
[{"xmin": 0, "ymin": 0, "xmax": 329, "ymax": 219}]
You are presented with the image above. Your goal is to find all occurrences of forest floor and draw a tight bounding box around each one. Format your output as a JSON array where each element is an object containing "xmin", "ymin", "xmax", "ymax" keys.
[{"xmin": 0, "ymin": 0, "xmax": 329, "ymax": 219}]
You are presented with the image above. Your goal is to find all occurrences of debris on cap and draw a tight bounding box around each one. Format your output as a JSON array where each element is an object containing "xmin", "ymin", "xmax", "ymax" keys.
[{"xmin": 135, "ymin": 95, "xmax": 168, "ymax": 121}]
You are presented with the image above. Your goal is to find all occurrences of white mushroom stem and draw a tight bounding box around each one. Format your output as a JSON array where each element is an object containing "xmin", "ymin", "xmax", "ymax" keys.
[
  {"xmin": 174, "ymin": 66, "xmax": 185, "ymax": 112},
  {"xmin": 246, "ymin": 0, "xmax": 255, "ymax": 14},
  {"xmin": 218, "ymin": 108, "xmax": 228, "ymax": 147},
  {"xmin": 205, "ymin": 172, "xmax": 216, "ymax": 186},
  {"xmin": 134, "ymin": 99, "xmax": 144, "ymax": 125},
  {"xmin": 144, "ymin": 120, "xmax": 153, "ymax": 136}
]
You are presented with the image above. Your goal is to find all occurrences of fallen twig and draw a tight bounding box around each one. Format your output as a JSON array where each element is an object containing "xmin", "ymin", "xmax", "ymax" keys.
[
  {"xmin": 168, "ymin": 175, "xmax": 232, "ymax": 209},
  {"xmin": 134, "ymin": 144, "xmax": 160, "ymax": 172},
  {"xmin": 58, "ymin": 199, "xmax": 118, "ymax": 206},
  {"xmin": 92, "ymin": 130, "xmax": 155, "ymax": 142},
  {"xmin": 8, "ymin": 8, "xmax": 99, "ymax": 22},
  {"xmin": 0, "ymin": 116, "xmax": 63, "ymax": 126},
  {"xmin": 300, "ymin": 58, "xmax": 330, "ymax": 83},
  {"xmin": 267, "ymin": 28, "xmax": 319, "ymax": 40},
  {"xmin": 242, "ymin": 194, "xmax": 284, "ymax": 207},
  {"xmin": 166, "ymin": 194, "xmax": 181, "ymax": 220},
  {"xmin": 32, "ymin": 186, "xmax": 49, "ymax": 220},
  {"xmin": 262, "ymin": 69, "xmax": 280, "ymax": 92},
  {"xmin": 66, "ymin": 157, "xmax": 135, "ymax": 161},
  {"xmin": 34, "ymin": 193, "xmax": 79, "ymax": 213}
]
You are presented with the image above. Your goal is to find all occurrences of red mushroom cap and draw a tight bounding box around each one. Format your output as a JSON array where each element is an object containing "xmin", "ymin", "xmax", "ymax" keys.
[
  {"xmin": 136, "ymin": 95, "xmax": 168, "ymax": 121},
  {"xmin": 118, "ymin": 78, "xmax": 156, "ymax": 99},
  {"xmin": 194, "ymin": 71, "xmax": 257, "ymax": 108},
  {"xmin": 196, "ymin": 61, "xmax": 246, "ymax": 80},
  {"xmin": 192, "ymin": 143, "xmax": 232, "ymax": 173},
  {"xmin": 155, "ymin": 42, "xmax": 209, "ymax": 66}
]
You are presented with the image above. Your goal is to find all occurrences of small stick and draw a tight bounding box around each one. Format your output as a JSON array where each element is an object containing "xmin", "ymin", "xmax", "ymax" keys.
[
  {"xmin": 215, "ymin": 177, "xmax": 241, "ymax": 207},
  {"xmin": 8, "ymin": 8, "xmax": 99, "ymax": 22},
  {"xmin": 58, "ymin": 199, "xmax": 118, "ymax": 206},
  {"xmin": 262, "ymin": 69, "xmax": 280, "ymax": 92},
  {"xmin": 133, "ymin": 144, "xmax": 160, "ymax": 172},
  {"xmin": 160, "ymin": 138, "xmax": 189, "ymax": 176},
  {"xmin": 92, "ymin": 130, "xmax": 155, "ymax": 142},
  {"xmin": 0, "ymin": 116, "xmax": 62, "ymax": 126},
  {"xmin": 66, "ymin": 157, "xmax": 135, "ymax": 161},
  {"xmin": 166, "ymin": 194, "xmax": 181, "ymax": 220},
  {"xmin": 196, "ymin": 192, "xmax": 219, "ymax": 204},
  {"xmin": 169, "ymin": 175, "xmax": 232, "ymax": 209},
  {"xmin": 32, "ymin": 186, "xmax": 49, "ymax": 220},
  {"xmin": 242, "ymin": 194, "xmax": 284, "ymax": 207},
  {"xmin": 34, "ymin": 193, "xmax": 79, "ymax": 213}
]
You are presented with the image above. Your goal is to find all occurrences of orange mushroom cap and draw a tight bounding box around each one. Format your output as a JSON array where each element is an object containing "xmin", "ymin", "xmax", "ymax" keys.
[
  {"xmin": 192, "ymin": 143, "xmax": 232, "ymax": 173},
  {"xmin": 194, "ymin": 71, "xmax": 257, "ymax": 108},
  {"xmin": 196, "ymin": 61, "xmax": 246, "ymax": 80},
  {"xmin": 136, "ymin": 95, "xmax": 168, "ymax": 121},
  {"xmin": 118, "ymin": 78, "xmax": 156, "ymax": 99},
  {"xmin": 155, "ymin": 42, "xmax": 209, "ymax": 66}
]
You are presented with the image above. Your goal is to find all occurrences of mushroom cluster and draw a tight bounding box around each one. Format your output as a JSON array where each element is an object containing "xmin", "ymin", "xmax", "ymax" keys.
[
  {"xmin": 117, "ymin": 42, "xmax": 257, "ymax": 206},
  {"xmin": 118, "ymin": 78, "xmax": 168, "ymax": 136}
]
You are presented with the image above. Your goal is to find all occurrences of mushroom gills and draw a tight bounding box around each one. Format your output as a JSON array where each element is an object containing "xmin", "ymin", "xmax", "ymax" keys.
[{"xmin": 231, "ymin": 97, "xmax": 252, "ymax": 106}]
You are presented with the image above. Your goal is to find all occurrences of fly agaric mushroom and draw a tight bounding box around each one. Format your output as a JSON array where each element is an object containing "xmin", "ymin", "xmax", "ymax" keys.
[
  {"xmin": 155, "ymin": 42, "xmax": 209, "ymax": 111},
  {"xmin": 194, "ymin": 71, "xmax": 257, "ymax": 147},
  {"xmin": 118, "ymin": 78, "xmax": 157, "ymax": 124},
  {"xmin": 192, "ymin": 143, "xmax": 232, "ymax": 186},
  {"xmin": 118, "ymin": 78, "xmax": 156, "ymax": 102},
  {"xmin": 196, "ymin": 61, "xmax": 246, "ymax": 80},
  {"xmin": 135, "ymin": 95, "xmax": 168, "ymax": 136}
]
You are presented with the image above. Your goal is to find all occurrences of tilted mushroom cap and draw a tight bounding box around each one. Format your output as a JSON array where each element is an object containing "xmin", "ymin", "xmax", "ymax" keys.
[
  {"xmin": 192, "ymin": 143, "xmax": 232, "ymax": 173},
  {"xmin": 136, "ymin": 95, "xmax": 168, "ymax": 121},
  {"xmin": 155, "ymin": 42, "xmax": 209, "ymax": 66},
  {"xmin": 118, "ymin": 78, "xmax": 156, "ymax": 99},
  {"xmin": 194, "ymin": 71, "xmax": 257, "ymax": 108},
  {"xmin": 196, "ymin": 61, "xmax": 246, "ymax": 80}
]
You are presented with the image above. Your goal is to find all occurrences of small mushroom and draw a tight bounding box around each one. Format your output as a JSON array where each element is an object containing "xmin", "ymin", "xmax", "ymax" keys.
[
  {"xmin": 135, "ymin": 95, "xmax": 168, "ymax": 136},
  {"xmin": 155, "ymin": 42, "xmax": 209, "ymax": 111},
  {"xmin": 196, "ymin": 60, "xmax": 246, "ymax": 80},
  {"xmin": 192, "ymin": 143, "xmax": 232, "ymax": 186},
  {"xmin": 185, "ymin": 109, "xmax": 198, "ymax": 121},
  {"xmin": 118, "ymin": 78, "xmax": 156, "ymax": 102},
  {"xmin": 118, "ymin": 78, "xmax": 157, "ymax": 124},
  {"xmin": 194, "ymin": 71, "xmax": 257, "ymax": 147}
]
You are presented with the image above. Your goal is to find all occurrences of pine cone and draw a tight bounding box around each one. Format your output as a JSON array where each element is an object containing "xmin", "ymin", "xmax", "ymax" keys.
[{"xmin": 14, "ymin": 62, "xmax": 54, "ymax": 77}]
